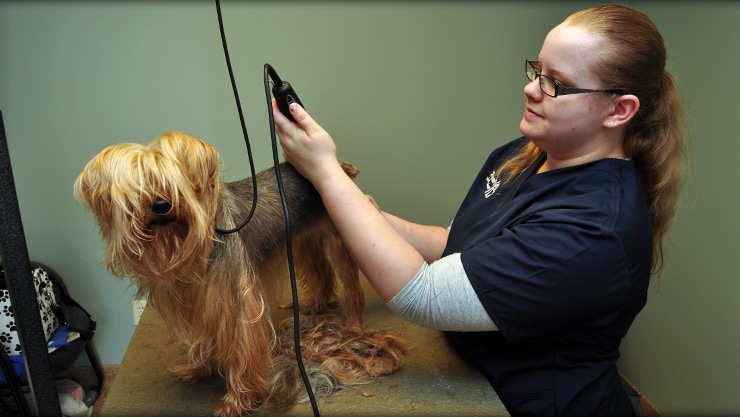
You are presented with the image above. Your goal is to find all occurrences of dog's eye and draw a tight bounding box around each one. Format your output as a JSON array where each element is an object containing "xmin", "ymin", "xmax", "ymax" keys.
[{"xmin": 151, "ymin": 200, "xmax": 172, "ymax": 215}]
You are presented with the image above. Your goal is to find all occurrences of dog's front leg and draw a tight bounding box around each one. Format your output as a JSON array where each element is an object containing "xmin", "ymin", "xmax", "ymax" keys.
[
  {"xmin": 171, "ymin": 338, "xmax": 215, "ymax": 383},
  {"xmin": 210, "ymin": 283, "xmax": 275, "ymax": 417}
]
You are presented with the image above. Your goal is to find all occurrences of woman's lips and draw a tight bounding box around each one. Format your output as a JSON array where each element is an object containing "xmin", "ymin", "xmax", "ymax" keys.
[{"xmin": 525, "ymin": 106, "xmax": 543, "ymax": 118}]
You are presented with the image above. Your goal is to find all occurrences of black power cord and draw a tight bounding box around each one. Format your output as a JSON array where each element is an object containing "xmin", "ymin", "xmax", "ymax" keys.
[
  {"xmin": 213, "ymin": 1, "xmax": 320, "ymax": 416},
  {"xmin": 263, "ymin": 63, "xmax": 321, "ymax": 417},
  {"xmin": 213, "ymin": 0, "xmax": 257, "ymax": 235}
]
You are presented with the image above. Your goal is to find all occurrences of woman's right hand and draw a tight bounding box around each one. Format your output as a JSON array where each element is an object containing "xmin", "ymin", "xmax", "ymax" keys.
[
  {"xmin": 273, "ymin": 100, "xmax": 433, "ymax": 302},
  {"xmin": 271, "ymin": 99, "xmax": 343, "ymax": 188}
]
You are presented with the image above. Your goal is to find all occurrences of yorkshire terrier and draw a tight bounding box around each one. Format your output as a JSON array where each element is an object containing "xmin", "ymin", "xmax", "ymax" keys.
[{"xmin": 74, "ymin": 131, "xmax": 405, "ymax": 416}]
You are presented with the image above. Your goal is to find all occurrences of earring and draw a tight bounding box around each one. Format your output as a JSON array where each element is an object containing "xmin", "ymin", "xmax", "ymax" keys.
[{"xmin": 607, "ymin": 121, "xmax": 616, "ymax": 127}]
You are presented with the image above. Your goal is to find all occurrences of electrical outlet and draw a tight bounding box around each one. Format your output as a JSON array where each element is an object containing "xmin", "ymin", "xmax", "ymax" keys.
[{"xmin": 132, "ymin": 298, "xmax": 147, "ymax": 325}]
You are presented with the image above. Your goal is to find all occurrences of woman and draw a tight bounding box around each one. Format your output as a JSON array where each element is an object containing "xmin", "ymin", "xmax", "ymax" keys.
[{"xmin": 273, "ymin": 5, "xmax": 686, "ymax": 416}]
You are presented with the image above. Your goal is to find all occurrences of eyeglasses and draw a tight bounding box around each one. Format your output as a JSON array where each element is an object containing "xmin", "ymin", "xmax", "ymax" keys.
[{"xmin": 525, "ymin": 60, "xmax": 626, "ymax": 98}]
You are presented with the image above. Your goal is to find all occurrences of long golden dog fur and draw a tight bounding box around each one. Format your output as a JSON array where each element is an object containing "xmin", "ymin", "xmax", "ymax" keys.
[{"xmin": 74, "ymin": 131, "xmax": 406, "ymax": 416}]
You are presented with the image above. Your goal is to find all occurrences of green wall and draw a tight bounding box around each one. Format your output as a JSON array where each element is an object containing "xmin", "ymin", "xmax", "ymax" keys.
[
  {"xmin": 616, "ymin": 2, "xmax": 740, "ymax": 416},
  {"xmin": 1, "ymin": 1, "xmax": 736, "ymax": 415}
]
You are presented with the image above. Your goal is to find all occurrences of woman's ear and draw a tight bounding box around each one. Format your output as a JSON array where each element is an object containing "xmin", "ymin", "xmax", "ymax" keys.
[{"xmin": 604, "ymin": 94, "xmax": 640, "ymax": 128}]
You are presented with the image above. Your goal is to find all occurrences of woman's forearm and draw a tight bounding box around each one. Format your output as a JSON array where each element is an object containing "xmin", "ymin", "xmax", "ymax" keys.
[
  {"xmin": 381, "ymin": 211, "xmax": 448, "ymax": 263},
  {"xmin": 273, "ymin": 100, "xmax": 434, "ymax": 301},
  {"xmin": 312, "ymin": 164, "xmax": 426, "ymax": 302}
]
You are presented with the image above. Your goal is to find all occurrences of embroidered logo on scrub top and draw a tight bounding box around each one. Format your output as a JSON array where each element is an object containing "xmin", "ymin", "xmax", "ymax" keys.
[{"xmin": 484, "ymin": 171, "xmax": 500, "ymax": 198}]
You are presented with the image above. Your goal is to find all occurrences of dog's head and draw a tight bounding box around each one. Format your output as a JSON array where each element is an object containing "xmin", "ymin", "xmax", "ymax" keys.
[{"xmin": 74, "ymin": 131, "xmax": 221, "ymax": 281}]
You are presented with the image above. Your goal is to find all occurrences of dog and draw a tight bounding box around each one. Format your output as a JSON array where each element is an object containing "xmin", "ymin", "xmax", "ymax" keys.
[{"xmin": 74, "ymin": 131, "xmax": 406, "ymax": 416}]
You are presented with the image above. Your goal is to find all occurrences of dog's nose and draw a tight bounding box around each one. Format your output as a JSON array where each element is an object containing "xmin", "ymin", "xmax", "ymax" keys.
[{"xmin": 151, "ymin": 200, "xmax": 172, "ymax": 215}]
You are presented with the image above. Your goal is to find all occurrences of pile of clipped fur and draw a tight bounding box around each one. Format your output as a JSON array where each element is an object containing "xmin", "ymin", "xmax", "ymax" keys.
[{"xmin": 264, "ymin": 313, "xmax": 407, "ymax": 411}]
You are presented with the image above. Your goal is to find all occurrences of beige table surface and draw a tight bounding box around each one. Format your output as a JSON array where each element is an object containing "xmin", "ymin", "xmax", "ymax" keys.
[{"xmin": 100, "ymin": 276, "xmax": 508, "ymax": 416}]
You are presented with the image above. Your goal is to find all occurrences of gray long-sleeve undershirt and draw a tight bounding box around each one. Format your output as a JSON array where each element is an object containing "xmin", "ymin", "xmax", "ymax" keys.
[{"xmin": 387, "ymin": 253, "xmax": 498, "ymax": 332}]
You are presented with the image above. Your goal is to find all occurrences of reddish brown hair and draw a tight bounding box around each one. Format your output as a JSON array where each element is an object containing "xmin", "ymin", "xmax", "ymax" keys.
[{"xmin": 499, "ymin": 5, "xmax": 687, "ymax": 273}]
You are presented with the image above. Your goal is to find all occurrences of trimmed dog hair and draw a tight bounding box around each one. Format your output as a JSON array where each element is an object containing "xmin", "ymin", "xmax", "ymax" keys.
[{"xmin": 74, "ymin": 131, "xmax": 405, "ymax": 416}]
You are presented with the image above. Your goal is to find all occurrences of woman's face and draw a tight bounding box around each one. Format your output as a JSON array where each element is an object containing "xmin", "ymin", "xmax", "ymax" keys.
[{"xmin": 519, "ymin": 23, "xmax": 615, "ymax": 160}]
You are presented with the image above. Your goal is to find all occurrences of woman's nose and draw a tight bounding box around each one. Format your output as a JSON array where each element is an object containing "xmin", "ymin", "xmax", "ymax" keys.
[{"xmin": 524, "ymin": 77, "xmax": 543, "ymax": 100}]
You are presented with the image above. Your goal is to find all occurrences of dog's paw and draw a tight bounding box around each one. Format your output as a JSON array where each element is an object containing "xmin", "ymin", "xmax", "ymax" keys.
[
  {"xmin": 171, "ymin": 363, "xmax": 212, "ymax": 382},
  {"xmin": 214, "ymin": 392, "xmax": 259, "ymax": 417}
]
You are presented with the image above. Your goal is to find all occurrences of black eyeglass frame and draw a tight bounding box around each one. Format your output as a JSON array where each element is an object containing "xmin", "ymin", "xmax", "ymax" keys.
[{"xmin": 525, "ymin": 60, "xmax": 627, "ymax": 97}]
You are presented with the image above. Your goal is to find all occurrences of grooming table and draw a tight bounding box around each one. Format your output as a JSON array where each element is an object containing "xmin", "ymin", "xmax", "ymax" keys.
[{"xmin": 100, "ymin": 277, "xmax": 509, "ymax": 416}]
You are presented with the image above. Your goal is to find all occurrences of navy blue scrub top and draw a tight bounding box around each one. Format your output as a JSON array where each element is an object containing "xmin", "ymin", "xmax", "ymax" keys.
[{"xmin": 444, "ymin": 137, "xmax": 652, "ymax": 417}]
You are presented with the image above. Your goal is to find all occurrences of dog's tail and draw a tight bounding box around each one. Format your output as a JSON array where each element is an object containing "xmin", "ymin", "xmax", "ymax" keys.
[{"xmin": 339, "ymin": 162, "xmax": 359, "ymax": 179}]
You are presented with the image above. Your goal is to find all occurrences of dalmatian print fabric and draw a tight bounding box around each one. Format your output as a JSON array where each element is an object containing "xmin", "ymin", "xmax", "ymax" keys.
[{"xmin": 0, "ymin": 267, "xmax": 59, "ymax": 356}]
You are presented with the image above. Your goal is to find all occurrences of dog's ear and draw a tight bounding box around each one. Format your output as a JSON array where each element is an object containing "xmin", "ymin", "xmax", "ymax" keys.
[
  {"xmin": 74, "ymin": 150, "xmax": 108, "ymax": 224},
  {"xmin": 153, "ymin": 131, "xmax": 221, "ymax": 195},
  {"xmin": 74, "ymin": 144, "xmax": 143, "ymax": 223}
]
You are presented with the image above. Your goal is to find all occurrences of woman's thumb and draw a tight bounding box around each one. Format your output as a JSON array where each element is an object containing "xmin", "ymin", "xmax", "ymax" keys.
[{"xmin": 289, "ymin": 102, "xmax": 313, "ymax": 126}]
